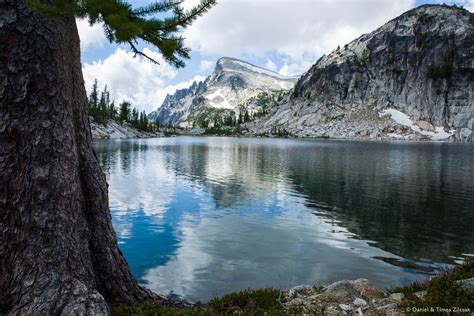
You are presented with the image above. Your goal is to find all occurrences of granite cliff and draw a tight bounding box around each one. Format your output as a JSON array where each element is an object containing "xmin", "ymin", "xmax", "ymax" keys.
[{"xmin": 254, "ymin": 5, "xmax": 473, "ymax": 141}]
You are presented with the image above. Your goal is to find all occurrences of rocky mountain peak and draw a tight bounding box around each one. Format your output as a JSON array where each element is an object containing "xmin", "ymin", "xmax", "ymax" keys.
[
  {"xmin": 258, "ymin": 4, "xmax": 473, "ymax": 141},
  {"xmin": 212, "ymin": 57, "xmax": 294, "ymax": 80},
  {"xmin": 149, "ymin": 5, "xmax": 472, "ymax": 141},
  {"xmin": 150, "ymin": 56, "xmax": 298, "ymax": 127}
]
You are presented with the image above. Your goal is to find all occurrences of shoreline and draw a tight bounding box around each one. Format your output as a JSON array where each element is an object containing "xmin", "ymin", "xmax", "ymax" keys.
[
  {"xmin": 90, "ymin": 116, "xmax": 474, "ymax": 143},
  {"xmin": 113, "ymin": 261, "xmax": 473, "ymax": 315},
  {"xmin": 93, "ymin": 132, "xmax": 473, "ymax": 144},
  {"xmin": 90, "ymin": 114, "xmax": 473, "ymax": 143}
]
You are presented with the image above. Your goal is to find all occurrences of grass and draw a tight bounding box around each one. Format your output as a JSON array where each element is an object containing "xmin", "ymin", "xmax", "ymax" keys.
[
  {"xmin": 390, "ymin": 260, "xmax": 474, "ymax": 312},
  {"xmin": 112, "ymin": 301, "xmax": 207, "ymax": 316},
  {"xmin": 112, "ymin": 261, "xmax": 474, "ymax": 315},
  {"xmin": 208, "ymin": 288, "xmax": 284, "ymax": 315},
  {"xmin": 112, "ymin": 288, "xmax": 286, "ymax": 316}
]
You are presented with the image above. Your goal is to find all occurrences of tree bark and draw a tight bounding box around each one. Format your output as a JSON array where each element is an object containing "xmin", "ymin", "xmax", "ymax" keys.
[{"xmin": 0, "ymin": 1, "xmax": 152, "ymax": 314}]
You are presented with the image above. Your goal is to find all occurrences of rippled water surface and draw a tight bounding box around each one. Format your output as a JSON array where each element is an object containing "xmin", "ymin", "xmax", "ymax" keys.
[{"xmin": 94, "ymin": 137, "xmax": 474, "ymax": 301}]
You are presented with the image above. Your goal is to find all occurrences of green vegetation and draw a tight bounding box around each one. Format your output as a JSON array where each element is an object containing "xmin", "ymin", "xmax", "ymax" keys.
[
  {"xmin": 458, "ymin": 67, "xmax": 474, "ymax": 75},
  {"xmin": 386, "ymin": 47, "xmax": 394, "ymax": 65},
  {"xmin": 191, "ymin": 90, "xmax": 285, "ymax": 129},
  {"xmin": 163, "ymin": 128, "xmax": 182, "ymax": 137},
  {"xmin": 417, "ymin": 12, "xmax": 431, "ymax": 25},
  {"xmin": 427, "ymin": 58, "xmax": 453, "ymax": 81},
  {"xmin": 208, "ymin": 288, "xmax": 283, "ymax": 315},
  {"xmin": 112, "ymin": 261, "xmax": 474, "ymax": 315},
  {"xmin": 270, "ymin": 126, "xmax": 289, "ymax": 137},
  {"xmin": 113, "ymin": 302, "xmax": 206, "ymax": 316},
  {"xmin": 113, "ymin": 288, "xmax": 285, "ymax": 316},
  {"xmin": 470, "ymin": 13, "xmax": 474, "ymax": 26},
  {"xmin": 390, "ymin": 260, "xmax": 474, "ymax": 311},
  {"xmin": 202, "ymin": 125, "xmax": 247, "ymax": 136},
  {"xmin": 355, "ymin": 48, "xmax": 371, "ymax": 67},
  {"xmin": 240, "ymin": 90, "xmax": 286, "ymax": 120},
  {"xmin": 87, "ymin": 79, "xmax": 159, "ymax": 132},
  {"xmin": 193, "ymin": 107, "xmax": 244, "ymax": 129},
  {"xmin": 414, "ymin": 28, "xmax": 429, "ymax": 50}
]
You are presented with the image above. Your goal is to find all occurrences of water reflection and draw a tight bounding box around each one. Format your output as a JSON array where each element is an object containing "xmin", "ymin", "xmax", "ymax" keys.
[{"xmin": 94, "ymin": 137, "xmax": 474, "ymax": 301}]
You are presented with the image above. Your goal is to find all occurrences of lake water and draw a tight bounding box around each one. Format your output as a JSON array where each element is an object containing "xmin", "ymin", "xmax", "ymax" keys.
[{"xmin": 94, "ymin": 137, "xmax": 474, "ymax": 302}]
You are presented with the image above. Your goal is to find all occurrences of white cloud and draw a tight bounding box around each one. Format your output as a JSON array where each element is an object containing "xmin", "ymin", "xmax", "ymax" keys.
[
  {"xmin": 83, "ymin": 48, "xmax": 202, "ymax": 113},
  {"xmin": 463, "ymin": 0, "xmax": 474, "ymax": 11},
  {"xmin": 183, "ymin": 0, "xmax": 415, "ymax": 72},
  {"xmin": 199, "ymin": 60, "xmax": 214, "ymax": 73},
  {"xmin": 264, "ymin": 59, "xmax": 277, "ymax": 72},
  {"xmin": 76, "ymin": 19, "xmax": 107, "ymax": 52},
  {"xmin": 279, "ymin": 59, "xmax": 315, "ymax": 77}
]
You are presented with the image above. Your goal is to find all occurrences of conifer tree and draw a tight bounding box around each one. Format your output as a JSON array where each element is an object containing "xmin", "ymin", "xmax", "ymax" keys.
[
  {"xmin": 119, "ymin": 101, "xmax": 131, "ymax": 123},
  {"xmin": 244, "ymin": 110, "xmax": 250, "ymax": 123},
  {"xmin": 1, "ymin": 0, "xmax": 216, "ymax": 314},
  {"xmin": 98, "ymin": 85, "xmax": 109, "ymax": 122},
  {"xmin": 88, "ymin": 79, "xmax": 99, "ymax": 118},
  {"xmin": 155, "ymin": 117, "xmax": 161, "ymax": 131},
  {"xmin": 109, "ymin": 101, "xmax": 116, "ymax": 120}
]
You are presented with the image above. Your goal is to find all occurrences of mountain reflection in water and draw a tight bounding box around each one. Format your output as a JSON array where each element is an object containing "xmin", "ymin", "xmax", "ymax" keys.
[{"xmin": 94, "ymin": 137, "xmax": 474, "ymax": 301}]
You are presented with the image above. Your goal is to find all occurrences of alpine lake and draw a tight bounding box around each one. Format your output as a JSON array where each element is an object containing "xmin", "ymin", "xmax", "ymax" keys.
[{"xmin": 94, "ymin": 136, "xmax": 474, "ymax": 302}]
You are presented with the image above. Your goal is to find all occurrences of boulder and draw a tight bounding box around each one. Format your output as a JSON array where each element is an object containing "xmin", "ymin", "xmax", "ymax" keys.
[
  {"xmin": 353, "ymin": 298, "xmax": 367, "ymax": 306},
  {"xmin": 414, "ymin": 290, "xmax": 427, "ymax": 300},
  {"xmin": 415, "ymin": 120, "xmax": 436, "ymax": 132},
  {"xmin": 376, "ymin": 303, "xmax": 398, "ymax": 311},
  {"xmin": 389, "ymin": 293, "xmax": 405, "ymax": 302},
  {"xmin": 323, "ymin": 279, "xmax": 385, "ymax": 302},
  {"xmin": 287, "ymin": 285, "xmax": 316, "ymax": 299},
  {"xmin": 458, "ymin": 128, "xmax": 473, "ymax": 142},
  {"xmin": 339, "ymin": 303, "xmax": 352, "ymax": 312},
  {"xmin": 456, "ymin": 277, "xmax": 474, "ymax": 291},
  {"xmin": 352, "ymin": 279, "xmax": 386, "ymax": 299}
]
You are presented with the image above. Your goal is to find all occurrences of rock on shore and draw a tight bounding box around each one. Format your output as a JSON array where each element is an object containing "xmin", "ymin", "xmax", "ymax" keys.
[
  {"xmin": 283, "ymin": 279, "xmax": 404, "ymax": 315},
  {"xmin": 282, "ymin": 275, "xmax": 474, "ymax": 315}
]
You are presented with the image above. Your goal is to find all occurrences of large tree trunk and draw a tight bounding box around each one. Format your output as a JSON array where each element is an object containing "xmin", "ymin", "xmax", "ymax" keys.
[{"xmin": 0, "ymin": 1, "xmax": 153, "ymax": 314}]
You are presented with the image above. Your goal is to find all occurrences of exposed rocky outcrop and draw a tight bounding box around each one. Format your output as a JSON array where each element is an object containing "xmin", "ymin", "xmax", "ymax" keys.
[
  {"xmin": 256, "ymin": 5, "xmax": 473, "ymax": 141},
  {"xmin": 148, "ymin": 81, "xmax": 205, "ymax": 127},
  {"xmin": 282, "ymin": 275, "xmax": 474, "ymax": 315},
  {"xmin": 148, "ymin": 57, "xmax": 297, "ymax": 128},
  {"xmin": 283, "ymin": 279, "xmax": 404, "ymax": 315},
  {"xmin": 457, "ymin": 277, "xmax": 474, "ymax": 291},
  {"xmin": 90, "ymin": 117, "xmax": 162, "ymax": 139}
]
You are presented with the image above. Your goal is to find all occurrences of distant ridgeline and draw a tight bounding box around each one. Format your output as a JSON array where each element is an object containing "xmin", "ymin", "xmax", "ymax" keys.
[
  {"xmin": 148, "ymin": 4, "xmax": 473, "ymax": 141},
  {"xmin": 87, "ymin": 79, "xmax": 160, "ymax": 133}
]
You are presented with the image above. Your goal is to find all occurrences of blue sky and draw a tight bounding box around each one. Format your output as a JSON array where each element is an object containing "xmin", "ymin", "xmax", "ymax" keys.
[{"xmin": 78, "ymin": 0, "xmax": 473, "ymax": 113}]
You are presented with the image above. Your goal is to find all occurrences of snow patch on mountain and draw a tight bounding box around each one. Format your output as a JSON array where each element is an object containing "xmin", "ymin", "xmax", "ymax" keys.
[
  {"xmin": 205, "ymin": 89, "xmax": 233, "ymax": 109},
  {"xmin": 379, "ymin": 109, "xmax": 454, "ymax": 140}
]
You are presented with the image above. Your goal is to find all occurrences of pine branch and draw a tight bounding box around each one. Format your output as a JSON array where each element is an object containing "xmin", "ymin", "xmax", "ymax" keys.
[
  {"xmin": 128, "ymin": 40, "xmax": 161, "ymax": 65},
  {"xmin": 28, "ymin": 0, "xmax": 217, "ymax": 68},
  {"xmin": 133, "ymin": 0, "xmax": 184, "ymax": 16},
  {"xmin": 170, "ymin": 0, "xmax": 217, "ymax": 29}
]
